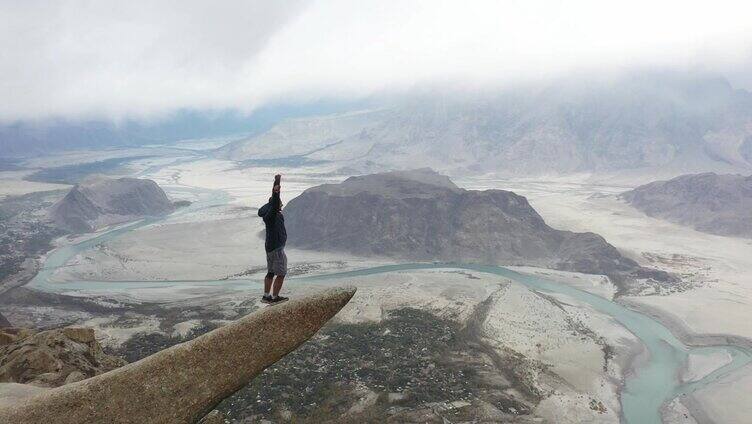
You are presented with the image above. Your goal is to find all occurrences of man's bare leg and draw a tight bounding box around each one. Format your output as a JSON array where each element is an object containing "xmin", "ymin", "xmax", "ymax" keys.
[
  {"xmin": 272, "ymin": 275, "xmax": 285, "ymax": 297},
  {"xmin": 262, "ymin": 272, "xmax": 274, "ymax": 302},
  {"xmin": 264, "ymin": 273, "xmax": 273, "ymax": 295}
]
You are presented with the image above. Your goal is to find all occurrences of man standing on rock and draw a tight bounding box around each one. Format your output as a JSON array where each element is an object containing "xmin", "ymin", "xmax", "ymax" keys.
[{"xmin": 258, "ymin": 174, "xmax": 288, "ymax": 304}]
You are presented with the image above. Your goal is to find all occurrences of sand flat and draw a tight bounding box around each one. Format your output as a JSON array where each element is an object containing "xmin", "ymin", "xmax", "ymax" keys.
[{"xmin": 0, "ymin": 171, "xmax": 69, "ymax": 199}]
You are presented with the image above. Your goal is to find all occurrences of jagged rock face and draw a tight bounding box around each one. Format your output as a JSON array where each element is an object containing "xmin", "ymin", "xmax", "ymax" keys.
[
  {"xmin": 622, "ymin": 172, "xmax": 752, "ymax": 238},
  {"xmin": 50, "ymin": 176, "xmax": 174, "ymax": 233},
  {"xmin": 0, "ymin": 313, "xmax": 9, "ymax": 328},
  {"xmin": 0, "ymin": 287, "xmax": 355, "ymax": 424},
  {"xmin": 0, "ymin": 327, "xmax": 126, "ymax": 387},
  {"xmin": 284, "ymin": 169, "xmax": 648, "ymax": 278}
]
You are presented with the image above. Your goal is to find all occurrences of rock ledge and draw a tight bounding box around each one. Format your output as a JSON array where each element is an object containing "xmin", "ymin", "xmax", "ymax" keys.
[{"xmin": 0, "ymin": 286, "xmax": 355, "ymax": 424}]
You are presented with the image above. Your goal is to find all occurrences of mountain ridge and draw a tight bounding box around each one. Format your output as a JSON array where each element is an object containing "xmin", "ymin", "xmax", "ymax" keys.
[
  {"xmin": 220, "ymin": 73, "xmax": 752, "ymax": 177},
  {"xmin": 621, "ymin": 172, "xmax": 752, "ymax": 238},
  {"xmin": 50, "ymin": 176, "xmax": 175, "ymax": 233},
  {"xmin": 284, "ymin": 169, "xmax": 670, "ymax": 291}
]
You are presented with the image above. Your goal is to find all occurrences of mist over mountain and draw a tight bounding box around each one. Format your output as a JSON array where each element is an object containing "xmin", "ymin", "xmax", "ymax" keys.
[
  {"xmin": 0, "ymin": 102, "xmax": 361, "ymax": 158},
  {"xmin": 622, "ymin": 172, "xmax": 752, "ymax": 238},
  {"xmin": 0, "ymin": 115, "xmax": 237, "ymax": 158},
  {"xmin": 221, "ymin": 73, "xmax": 752, "ymax": 176},
  {"xmin": 0, "ymin": 121, "xmax": 137, "ymax": 158},
  {"xmin": 7, "ymin": 72, "xmax": 752, "ymax": 178},
  {"xmin": 217, "ymin": 109, "xmax": 385, "ymax": 165}
]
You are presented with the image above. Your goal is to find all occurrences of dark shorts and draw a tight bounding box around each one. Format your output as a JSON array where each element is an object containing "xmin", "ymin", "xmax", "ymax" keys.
[{"xmin": 266, "ymin": 247, "xmax": 287, "ymax": 276}]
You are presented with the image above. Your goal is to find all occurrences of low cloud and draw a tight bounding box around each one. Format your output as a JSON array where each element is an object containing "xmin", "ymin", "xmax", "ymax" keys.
[{"xmin": 1, "ymin": 0, "xmax": 752, "ymax": 123}]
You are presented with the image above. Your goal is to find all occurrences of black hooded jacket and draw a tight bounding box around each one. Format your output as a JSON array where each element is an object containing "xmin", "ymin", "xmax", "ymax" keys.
[{"xmin": 258, "ymin": 191, "xmax": 286, "ymax": 252}]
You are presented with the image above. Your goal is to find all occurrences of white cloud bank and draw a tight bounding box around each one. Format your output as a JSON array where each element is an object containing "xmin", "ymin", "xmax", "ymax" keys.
[{"xmin": 1, "ymin": 0, "xmax": 751, "ymax": 122}]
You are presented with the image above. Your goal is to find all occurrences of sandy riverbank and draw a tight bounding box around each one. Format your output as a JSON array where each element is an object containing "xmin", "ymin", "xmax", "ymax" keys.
[{"xmin": 456, "ymin": 174, "xmax": 752, "ymax": 423}]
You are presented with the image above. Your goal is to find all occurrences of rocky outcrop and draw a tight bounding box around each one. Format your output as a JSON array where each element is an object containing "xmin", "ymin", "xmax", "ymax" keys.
[
  {"xmin": 0, "ymin": 313, "xmax": 9, "ymax": 328},
  {"xmin": 0, "ymin": 327, "xmax": 126, "ymax": 387},
  {"xmin": 285, "ymin": 169, "xmax": 669, "ymax": 284},
  {"xmin": 50, "ymin": 176, "xmax": 175, "ymax": 233},
  {"xmin": 622, "ymin": 173, "xmax": 752, "ymax": 238},
  {"xmin": 0, "ymin": 287, "xmax": 355, "ymax": 424}
]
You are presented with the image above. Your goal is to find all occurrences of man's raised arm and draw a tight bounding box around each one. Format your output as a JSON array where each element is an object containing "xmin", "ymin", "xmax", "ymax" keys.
[{"xmin": 269, "ymin": 174, "xmax": 282, "ymax": 215}]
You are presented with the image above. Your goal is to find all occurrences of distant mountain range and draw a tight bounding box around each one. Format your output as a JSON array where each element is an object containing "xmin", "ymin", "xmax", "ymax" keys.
[
  {"xmin": 219, "ymin": 73, "xmax": 752, "ymax": 176},
  {"xmin": 622, "ymin": 172, "xmax": 752, "ymax": 238},
  {"xmin": 284, "ymin": 168, "xmax": 670, "ymax": 289},
  {"xmin": 6, "ymin": 72, "xmax": 752, "ymax": 178},
  {"xmin": 50, "ymin": 177, "xmax": 175, "ymax": 233},
  {"xmin": 0, "ymin": 102, "xmax": 360, "ymax": 158}
]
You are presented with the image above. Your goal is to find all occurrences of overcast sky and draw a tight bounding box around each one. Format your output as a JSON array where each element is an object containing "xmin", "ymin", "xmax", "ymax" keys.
[{"xmin": 1, "ymin": 0, "xmax": 752, "ymax": 123}]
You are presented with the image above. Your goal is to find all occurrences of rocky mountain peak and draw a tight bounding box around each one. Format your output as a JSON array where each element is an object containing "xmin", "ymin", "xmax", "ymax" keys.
[
  {"xmin": 0, "ymin": 326, "xmax": 126, "ymax": 387},
  {"xmin": 50, "ymin": 176, "xmax": 175, "ymax": 233},
  {"xmin": 312, "ymin": 168, "xmax": 462, "ymax": 199},
  {"xmin": 284, "ymin": 169, "xmax": 670, "ymax": 291},
  {"xmin": 622, "ymin": 172, "xmax": 752, "ymax": 237}
]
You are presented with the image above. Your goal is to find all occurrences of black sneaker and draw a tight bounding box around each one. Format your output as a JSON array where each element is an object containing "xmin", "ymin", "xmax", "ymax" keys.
[
  {"xmin": 261, "ymin": 295, "xmax": 273, "ymax": 304},
  {"xmin": 269, "ymin": 296, "xmax": 289, "ymax": 304}
]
